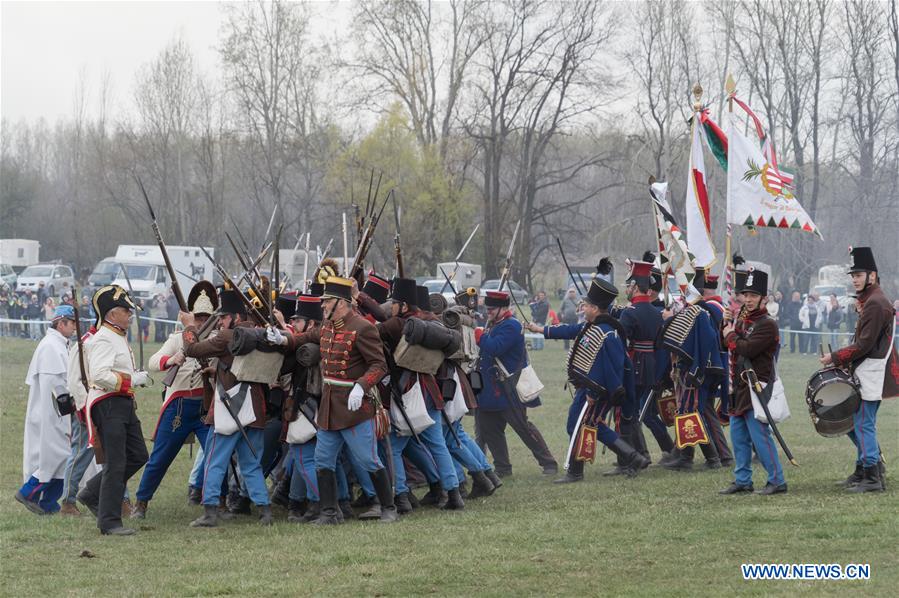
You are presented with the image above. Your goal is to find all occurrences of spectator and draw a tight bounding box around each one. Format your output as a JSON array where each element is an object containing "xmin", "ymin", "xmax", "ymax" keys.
[
  {"xmin": 165, "ymin": 290, "xmax": 179, "ymax": 333},
  {"xmin": 79, "ymin": 294, "xmax": 94, "ymax": 330},
  {"xmin": 798, "ymin": 294, "xmax": 821, "ymax": 354},
  {"xmin": 151, "ymin": 293, "xmax": 169, "ymax": 341},
  {"xmin": 846, "ymin": 298, "xmax": 858, "ymax": 331},
  {"xmin": 36, "ymin": 281, "xmax": 48, "ymax": 304},
  {"xmin": 137, "ymin": 300, "xmax": 150, "ymax": 342},
  {"xmin": 559, "ymin": 287, "xmax": 579, "ymax": 350},
  {"xmin": 767, "ymin": 293, "xmax": 780, "ymax": 322},
  {"xmin": 25, "ymin": 294, "xmax": 43, "ymax": 340},
  {"xmin": 0, "ymin": 289, "xmax": 8, "ymax": 336},
  {"xmin": 782, "ymin": 291, "xmax": 803, "ymax": 353},
  {"xmin": 8, "ymin": 293, "xmax": 24, "ymax": 337},
  {"xmin": 42, "ymin": 297, "xmax": 56, "ymax": 337},
  {"xmin": 528, "ymin": 291, "xmax": 550, "ymax": 325},
  {"xmin": 826, "ymin": 293, "xmax": 843, "ymax": 348},
  {"xmin": 547, "ymin": 307, "xmax": 560, "ymax": 325}
]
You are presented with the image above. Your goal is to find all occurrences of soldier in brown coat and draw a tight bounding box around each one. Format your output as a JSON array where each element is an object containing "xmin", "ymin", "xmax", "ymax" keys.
[{"xmin": 267, "ymin": 277, "xmax": 396, "ymax": 523}]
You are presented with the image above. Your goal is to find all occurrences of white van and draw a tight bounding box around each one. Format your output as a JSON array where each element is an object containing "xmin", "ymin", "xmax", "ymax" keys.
[{"xmin": 110, "ymin": 245, "xmax": 214, "ymax": 302}]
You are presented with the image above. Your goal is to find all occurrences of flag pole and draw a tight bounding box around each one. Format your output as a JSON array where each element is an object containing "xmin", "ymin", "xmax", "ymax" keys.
[
  {"xmin": 722, "ymin": 74, "xmax": 737, "ymax": 307},
  {"xmin": 648, "ymin": 175, "xmax": 669, "ymax": 306}
]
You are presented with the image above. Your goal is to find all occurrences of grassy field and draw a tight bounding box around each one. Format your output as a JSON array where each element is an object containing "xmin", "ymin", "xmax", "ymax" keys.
[{"xmin": 0, "ymin": 333, "xmax": 896, "ymax": 596}]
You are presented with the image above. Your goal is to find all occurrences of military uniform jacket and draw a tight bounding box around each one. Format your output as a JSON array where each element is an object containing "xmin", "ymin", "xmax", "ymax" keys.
[
  {"xmin": 618, "ymin": 297, "xmax": 662, "ymax": 388},
  {"xmin": 545, "ymin": 317, "xmax": 634, "ymax": 406},
  {"xmin": 182, "ymin": 323, "xmax": 267, "ymax": 430},
  {"xmin": 84, "ymin": 323, "xmax": 137, "ymax": 447},
  {"xmin": 290, "ymin": 310, "xmax": 387, "ymax": 431},
  {"xmin": 659, "ymin": 304, "xmax": 725, "ymax": 389},
  {"xmin": 148, "ymin": 331, "xmax": 209, "ymax": 439},
  {"xmin": 477, "ymin": 313, "xmax": 532, "ymax": 411},
  {"xmin": 832, "ymin": 284, "xmax": 899, "ymax": 399},
  {"xmin": 723, "ymin": 308, "xmax": 778, "ymax": 416}
]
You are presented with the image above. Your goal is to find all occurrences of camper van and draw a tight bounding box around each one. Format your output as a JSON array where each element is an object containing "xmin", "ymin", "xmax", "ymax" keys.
[{"xmin": 110, "ymin": 245, "xmax": 214, "ymax": 302}]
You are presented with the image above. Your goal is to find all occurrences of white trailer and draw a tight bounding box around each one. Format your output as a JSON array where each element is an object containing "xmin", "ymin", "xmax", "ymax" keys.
[
  {"xmin": 0, "ymin": 239, "xmax": 40, "ymax": 269},
  {"xmin": 111, "ymin": 245, "xmax": 214, "ymax": 302},
  {"xmin": 436, "ymin": 261, "xmax": 482, "ymax": 290}
]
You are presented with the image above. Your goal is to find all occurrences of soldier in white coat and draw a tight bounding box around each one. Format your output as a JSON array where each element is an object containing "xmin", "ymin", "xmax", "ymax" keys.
[{"xmin": 16, "ymin": 305, "xmax": 78, "ymax": 514}]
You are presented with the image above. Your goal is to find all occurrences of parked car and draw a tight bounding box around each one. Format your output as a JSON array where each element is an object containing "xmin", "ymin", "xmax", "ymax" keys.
[
  {"xmin": 15, "ymin": 263, "xmax": 76, "ymax": 298},
  {"xmin": 479, "ymin": 279, "xmax": 529, "ymax": 306},
  {"xmin": 0, "ymin": 263, "xmax": 17, "ymax": 289},
  {"xmin": 421, "ymin": 278, "xmax": 458, "ymax": 304}
]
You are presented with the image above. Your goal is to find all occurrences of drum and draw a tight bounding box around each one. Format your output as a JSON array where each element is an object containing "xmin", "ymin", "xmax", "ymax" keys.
[{"xmin": 805, "ymin": 367, "xmax": 861, "ymax": 437}]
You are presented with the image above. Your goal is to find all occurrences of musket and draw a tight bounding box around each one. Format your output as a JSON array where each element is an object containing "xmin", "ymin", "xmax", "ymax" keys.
[
  {"xmin": 163, "ymin": 245, "xmax": 269, "ymax": 387},
  {"xmin": 440, "ymin": 224, "xmax": 480, "ymax": 293},
  {"xmin": 71, "ymin": 285, "xmax": 89, "ymax": 392},
  {"xmin": 117, "ymin": 262, "xmax": 144, "ymax": 369},
  {"xmin": 349, "ymin": 188, "xmax": 393, "ymax": 281},
  {"xmin": 393, "ymin": 197, "xmax": 404, "ymax": 278},
  {"xmin": 497, "ymin": 219, "xmax": 522, "ymax": 293},
  {"xmin": 743, "ymin": 363, "xmax": 799, "ymax": 467},
  {"xmin": 261, "ymin": 203, "xmax": 278, "ymax": 255},
  {"xmin": 135, "ymin": 175, "xmax": 187, "ymax": 311},
  {"xmin": 200, "ymin": 246, "xmax": 269, "ymax": 325},
  {"xmin": 225, "ymin": 233, "xmax": 270, "ymax": 313},
  {"xmin": 226, "ymin": 232, "xmax": 263, "ymax": 287},
  {"xmin": 270, "ymin": 225, "xmax": 282, "ymax": 326},
  {"xmin": 556, "ymin": 237, "xmax": 589, "ymax": 295}
]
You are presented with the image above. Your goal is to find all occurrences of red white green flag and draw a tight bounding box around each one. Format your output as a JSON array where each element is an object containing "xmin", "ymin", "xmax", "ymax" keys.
[{"xmin": 685, "ymin": 114, "xmax": 717, "ymax": 268}]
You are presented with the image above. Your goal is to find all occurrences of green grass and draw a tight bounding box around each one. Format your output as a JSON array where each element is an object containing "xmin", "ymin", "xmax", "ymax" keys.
[{"xmin": 0, "ymin": 334, "xmax": 896, "ymax": 596}]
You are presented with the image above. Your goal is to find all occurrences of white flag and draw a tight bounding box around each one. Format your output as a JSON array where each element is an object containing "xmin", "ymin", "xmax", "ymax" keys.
[{"xmin": 685, "ymin": 115, "xmax": 717, "ymax": 267}]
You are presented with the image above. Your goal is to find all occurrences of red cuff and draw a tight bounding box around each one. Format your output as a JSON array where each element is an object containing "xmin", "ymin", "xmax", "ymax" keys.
[
  {"xmin": 474, "ymin": 327, "xmax": 484, "ymax": 345},
  {"xmin": 834, "ymin": 347, "xmax": 852, "ymax": 365},
  {"xmin": 115, "ymin": 372, "xmax": 132, "ymax": 395},
  {"xmin": 159, "ymin": 355, "xmax": 170, "ymax": 370}
]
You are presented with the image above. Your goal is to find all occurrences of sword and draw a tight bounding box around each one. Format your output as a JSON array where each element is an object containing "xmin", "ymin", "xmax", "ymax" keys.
[
  {"xmin": 638, "ymin": 387, "xmax": 656, "ymax": 423},
  {"xmin": 564, "ymin": 399, "xmax": 590, "ymax": 470},
  {"xmin": 556, "ymin": 237, "xmax": 589, "ymax": 295},
  {"xmin": 744, "ymin": 365, "xmax": 798, "ymax": 467}
]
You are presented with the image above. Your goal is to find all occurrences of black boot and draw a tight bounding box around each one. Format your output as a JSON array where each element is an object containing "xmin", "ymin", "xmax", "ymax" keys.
[
  {"xmin": 485, "ymin": 469, "xmax": 503, "ymax": 490},
  {"xmin": 418, "ymin": 482, "xmax": 445, "ymax": 507},
  {"xmin": 657, "ymin": 451, "xmax": 678, "ymax": 466},
  {"xmin": 394, "ymin": 492, "xmax": 413, "ymax": 515},
  {"xmin": 271, "ymin": 475, "xmax": 291, "ymax": 508},
  {"xmin": 370, "ymin": 468, "xmax": 398, "ymax": 523},
  {"xmin": 356, "ymin": 494, "xmax": 382, "ymax": 521},
  {"xmin": 301, "ymin": 502, "xmax": 321, "ymax": 523},
  {"xmin": 190, "ymin": 505, "xmax": 219, "ymax": 528},
  {"xmin": 258, "ymin": 504, "xmax": 273, "ymax": 526},
  {"xmin": 228, "ymin": 494, "xmax": 252, "ymax": 516},
  {"xmin": 440, "ymin": 487, "xmax": 465, "ymax": 510},
  {"xmin": 606, "ymin": 420, "xmax": 633, "ymax": 476},
  {"xmin": 187, "ymin": 486, "xmax": 202, "ymax": 506},
  {"xmin": 608, "ymin": 438, "xmax": 650, "ymax": 477},
  {"xmin": 407, "ymin": 491, "xmax": 421, "ymax": 509},
  {"xmin": 632, "ymin": 424, "xmax": 651, "ymax": 465},
  {"xmin": 458, "ymin": 480, "xmax": 469, "ymax": 499},
  {"xmin": 311, "ymin": 470, "xmax": 341, "ymax": 525},
  {"xmin": 699, "ymin": 440, "xmax": 721, "ymax": 469},
  {"xmin": 662, "ymin": 446, "xmax": 694, "ymax": 471},
  {"xmin": 467, "ymin": 471, "xmax": 496, "ymax": 499},
  {"xmin": 847, "ymin": 466, "xmax": 884, "ymax": 493},
  {"xmin": 836, "ymin": 463, "xmax": 864, "ymax": 487},
  {"xmin": 287, "ymin": 499, "xmax": 306, "ymax": 523},
  {"xmin": 554, "ymin": 459, "xmax": 584, "ymax": 484}
]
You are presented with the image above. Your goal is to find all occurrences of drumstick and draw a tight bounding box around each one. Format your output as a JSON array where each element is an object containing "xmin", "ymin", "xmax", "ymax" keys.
[
  {"xmin": 819, "ymin": 343, "xmax": 825, "ymax": 358},
  {"xmin": 827, "ymin": 343, "xmax": 833, "ymax": 355}
]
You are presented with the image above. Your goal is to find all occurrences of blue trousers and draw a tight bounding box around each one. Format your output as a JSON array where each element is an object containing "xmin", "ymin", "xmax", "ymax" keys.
[
  {"xmin": 849, "ymin": 400, "xmax": 880, "ymax": 467},
  {"xmin": 445, "ymin": 419, "xmax": 490, "ymax": 473},
  {"xmin": 289, "ymin": 442, "xmax": 352, "ymax": 501},
  {"xmin": 20, "ymin": 476, "xmax": 64, "ymax": 513},
  {"xmin": 403, "ymin": 436, "xmax": 440, "ymax": 484},
  {"xmin": 63, "ymin": 414, "xmax": 96, "ymax": 504},
  {"xmin": 188, "ymin": 437, "xmax": 207, "ymax": 488},
  {"xmin": 729, "ymin": 412, "xmax": 784, "ymax": 486},
  {"xmin": 392, "ymin": 405, "xmax": 459, "ymax": 494},
  {"xmin": 566, "ymin": 391, "xmax": 618, "ymax": 447},
  {"xmin": 638, "ymin": 386, "xmax": 672, "ymax": 451},
  {"xmin": 314, "ymin": 419, "xmax": 382, "ymax": 474},
  {"xmin": 137, "ymin": 398, "xmax": 209, "ymax": 502},
  {"xmin": 201, "ymin": 428, "xmax": 269, "ymax": 506}
]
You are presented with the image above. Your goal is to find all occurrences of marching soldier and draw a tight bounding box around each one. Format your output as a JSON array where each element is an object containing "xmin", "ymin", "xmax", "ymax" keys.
[
  {"xmin": 132, "ymin": 281, "xmax": 217, "ymax": 519},
  {"xmin": 615, "ymin": 260, "xmax": 675, "ymax": 468},
  {"xmin": 76, "ymin": 285, "xmax": 150, "ymax": 536},
  {"xmin": 268, "ymin": 276, "xmax": 396, "ymax": 523},
  {"xmin": 527, "ymin": 279, "xmax": 648, "ymax": 482},
  {"xmin": 820, "ymin": 247, "xmax": 898, "ymax": 493},
  {"xmin": 720, "ymin": 268, "xmax": 786, "ymax": 495},
  {"xmin": 182, "ymin": 283, "xmax": 273, "ymax": 527},
  {"xmin": 478, "ymin": 290, "xmax": 558, "ymax": 478}
]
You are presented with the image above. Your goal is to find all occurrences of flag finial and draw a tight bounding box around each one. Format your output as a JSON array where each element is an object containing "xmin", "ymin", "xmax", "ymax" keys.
[
  {"xmin": 725, "ymin": 74, "xmax": 736, "ymax": 96},
  {"xmin": 692, "ymin": 82, "xmax": 704, "ymax": 110}
]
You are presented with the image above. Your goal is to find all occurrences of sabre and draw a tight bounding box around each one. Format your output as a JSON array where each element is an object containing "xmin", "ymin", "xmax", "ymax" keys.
[
  {"xmin": 441, "ymin": 223, "xmax": 480, "ymax": 293},
  {"xmin": 556, "ymin": 237, "xmax": 589, "ymax": 296},
  {"xmin": 743, "ymin": 363, "xmax": 799, "ymax": 467},
  {"xmin": 261, "ymin": 203, "xmax": 278, "ymax": 255},
  {"xmin": 564, "ymin": 399, "xmax": 590, "ymax": 470},
  {"xmin": 498, "ymin": 219, "xmax": 522, "ymax": 293},
  {"xmin": 638, "ymin": 387, "xmax": 656, "ymax": 423}
]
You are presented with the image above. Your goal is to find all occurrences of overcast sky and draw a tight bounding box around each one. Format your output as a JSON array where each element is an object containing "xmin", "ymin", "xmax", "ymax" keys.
[{"xmin": 1, "ymin": 1, "xmax": 351, "ymax": 124}]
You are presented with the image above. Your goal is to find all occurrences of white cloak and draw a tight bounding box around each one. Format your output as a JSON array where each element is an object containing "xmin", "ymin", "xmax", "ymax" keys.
[{"xmin": 22, "ymin": 327, "xmax": 72, "ymax": 482}]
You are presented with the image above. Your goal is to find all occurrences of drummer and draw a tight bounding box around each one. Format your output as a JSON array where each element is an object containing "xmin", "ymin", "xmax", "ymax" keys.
[
  {"xmin": 720, "ymin": 268, "xmax": 786, "ymax": 496},
  {"xmin": 820, "ymin": 247, "xmax": 898, "ymax": 493}
]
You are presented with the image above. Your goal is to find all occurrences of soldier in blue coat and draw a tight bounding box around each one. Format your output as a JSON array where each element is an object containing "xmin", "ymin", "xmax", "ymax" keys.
[
  {"xmin": 528, "ymin": 278, "xmax": 649, "ymax": 483},
  {"xmin": 614, "ymin": 260, "xmax": 676, "ymax": 470},
  {"xmin": 475, "ymin": 290, "xmax": 557, "ymax": 477}
]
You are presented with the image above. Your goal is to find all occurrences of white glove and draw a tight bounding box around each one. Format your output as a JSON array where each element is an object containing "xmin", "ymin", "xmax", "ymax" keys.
[
  {"xmin": 347, "ymin": 384, "xmax": 365, "ymax": 411},
  {"xmin": 266, "ymin": 326, "xmax": 288, "ymax": 346},
  {"xmin": 132, "ymin": 370, "xmax": 151, "ymax": 387}
]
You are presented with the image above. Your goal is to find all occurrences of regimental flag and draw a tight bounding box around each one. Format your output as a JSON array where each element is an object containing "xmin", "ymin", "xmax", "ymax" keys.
[
  {"xmin": 685, "ymin": 113, "xmax": 717, "ymax": 268},
  {"xmin": 726, "ymin": 97, "xmax": 821, "ymax": 239},
  {"xmin": 699, "ymin": 109, "xmax": 728, "ymax": 172},
  {"xmin": 650, "ymin": 181, "xmax": 697, "ymax": 296}
]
